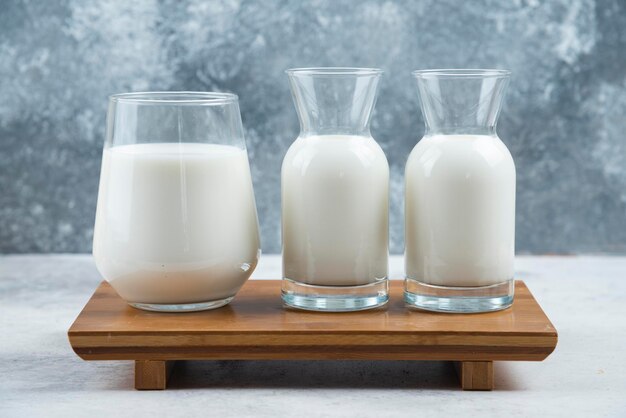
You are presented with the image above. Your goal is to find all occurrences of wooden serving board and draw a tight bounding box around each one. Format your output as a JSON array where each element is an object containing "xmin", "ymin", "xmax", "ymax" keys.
[{"xmin": 68, "ymin": 280, "xmax": 557, "ymax": 391}]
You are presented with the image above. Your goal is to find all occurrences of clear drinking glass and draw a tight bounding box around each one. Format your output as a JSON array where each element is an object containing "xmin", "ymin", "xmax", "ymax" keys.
[
  {"xmin": 281, "ymin": 68, "xmax": 389, "ymax": 311},
  {"xmin": 404, "ymin": 70, "xmax": 515, "ymax": 313},
  {"xmin": 93, "ymin": 92, "xmax": 261, "ymax": 312}
]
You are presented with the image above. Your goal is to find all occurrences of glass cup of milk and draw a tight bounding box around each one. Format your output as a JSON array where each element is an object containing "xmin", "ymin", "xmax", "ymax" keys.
[
  {"xmin": 93, "ymin": 92, "xmax": 261, "ymax": 312},
  {"xmin": 404, "ymin": 70, "xmax": 515, "ymax": 313},
  {"xmin": 281, "ymin": 68, "xmax": 389, "ymax": 311}
]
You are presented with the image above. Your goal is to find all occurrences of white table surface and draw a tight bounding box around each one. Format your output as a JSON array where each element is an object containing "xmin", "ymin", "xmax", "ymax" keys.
[{"xmin": 1, "ymin": 255, "xmax": 625, "ymax": 418}]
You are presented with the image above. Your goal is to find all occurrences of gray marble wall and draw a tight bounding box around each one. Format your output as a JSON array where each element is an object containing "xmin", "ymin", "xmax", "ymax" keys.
[{"xmin": 1, "ymin": 0, "xmax": 625, "ymax": 254}]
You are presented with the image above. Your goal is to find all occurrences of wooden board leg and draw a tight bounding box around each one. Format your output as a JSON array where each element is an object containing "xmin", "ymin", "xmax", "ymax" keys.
[
  {"xmin": 454, "ymin": 361, "xmax": 494, "ymax": 391},
  {"xmin": 135, "ymin": 360, "xmax": 175, "ymax": 390}
]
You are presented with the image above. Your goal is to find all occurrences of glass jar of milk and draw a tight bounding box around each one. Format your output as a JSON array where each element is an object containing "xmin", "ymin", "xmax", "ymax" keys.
[
  {"xmin": 282, "ymin": 68, "xmax": 389, "ymax": 311},
  {"xmin": 405, "ymin": 70, "xmax": 515, "ymax": 313},
  {"xmin": 93, "ymin": 92, "xmax": 261, "ymax": 312}
]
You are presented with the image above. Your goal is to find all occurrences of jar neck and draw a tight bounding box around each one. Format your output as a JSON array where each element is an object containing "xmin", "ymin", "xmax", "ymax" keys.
[
  {"xmin": 425, "ymin": 126, "xmax": 497, "ymax": 136},
  {"xmin": 414, "ymin": 69, "xmax": 510, "ymax": 138},
  {"xmin": 287, "ymin": 68, "xmax": 382, "ymax": 137},
  {"xmin": 300, "ymin": 127, "xmax": 372, "ymax": 136}
]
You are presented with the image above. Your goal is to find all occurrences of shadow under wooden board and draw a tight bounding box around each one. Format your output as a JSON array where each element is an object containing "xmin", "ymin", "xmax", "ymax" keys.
[{"xmin": 68, "ymin": 280, "xmax": 557, "ymax": 391}]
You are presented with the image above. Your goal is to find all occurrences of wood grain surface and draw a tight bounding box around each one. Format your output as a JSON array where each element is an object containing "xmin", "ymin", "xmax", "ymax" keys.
[
  {"xmin": 454, "ymin": 361, "xmax": 494, "ymax": 390},
  {"xmin": 135, "ymin": 360, "xmax": 174, "ymax": 390},
  {"xmin": 68, "ymin": 280, "xmax": 557, "ymax": 363}
]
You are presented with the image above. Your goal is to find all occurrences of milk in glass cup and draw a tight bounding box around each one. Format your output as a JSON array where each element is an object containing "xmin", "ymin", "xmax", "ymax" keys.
[{"xmin": 93, "ymin": 92, "xmax": 261, "ymax": 312}]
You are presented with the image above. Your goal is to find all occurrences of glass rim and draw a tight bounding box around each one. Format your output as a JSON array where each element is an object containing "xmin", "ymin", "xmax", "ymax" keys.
[
  {"xmin": 285, "ymin": 67, "xmax": 384, "ymax": 77},
  {"xmin": 109, "ymin": 91, "xmax": 238, "ymax": 105},
  {"xmin": 412, "ymin": 69, "xmax": 511, "ymax": 79}
]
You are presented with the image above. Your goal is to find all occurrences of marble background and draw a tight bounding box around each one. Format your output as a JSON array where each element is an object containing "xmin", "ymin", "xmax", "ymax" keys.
[{"xmin": 1, "ymin": 0, "xmax": 625, "ymax": 254}]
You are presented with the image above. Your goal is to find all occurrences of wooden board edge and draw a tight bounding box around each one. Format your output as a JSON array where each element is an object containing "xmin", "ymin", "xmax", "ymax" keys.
[
  {"xmin": 517, "ymin": 281, "xmax": 559, "ymax": 356},
  {"xmin": 71, "ymin": 345, "xmax": 557, "ymax": 362},
  {"xmin": 68, "ymin": 282, "xmax": 111, "ymax": 359}
]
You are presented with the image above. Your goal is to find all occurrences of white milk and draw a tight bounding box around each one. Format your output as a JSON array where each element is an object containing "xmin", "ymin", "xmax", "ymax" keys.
[
  {"xmin": 93, "ymin": 143, "xmax": 260, "ymax": 304},
  {"xmin": 405, "ymin": 134, "xmax": 515, "ymax": 287},
  {"xmin": 282, "ymin": 135, "xmax": 389, "ymax": 286}
]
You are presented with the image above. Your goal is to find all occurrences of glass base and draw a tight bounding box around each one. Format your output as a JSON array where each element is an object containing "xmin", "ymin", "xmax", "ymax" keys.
[
  {"xmin": 281, "ymin": 278, "xmax": 388, "ymax": 312},
  {"xmin": 404, "ymin": 278, "xmax": 514, "ymax": 313},
  {"xmin": 129, "ymin": 296, "xmax": 234, "ymax": 313}
]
